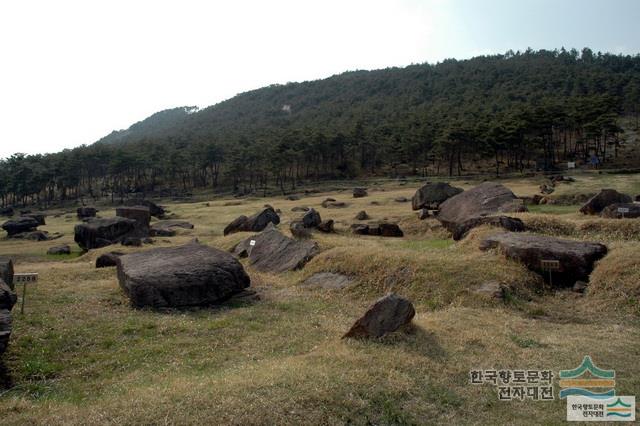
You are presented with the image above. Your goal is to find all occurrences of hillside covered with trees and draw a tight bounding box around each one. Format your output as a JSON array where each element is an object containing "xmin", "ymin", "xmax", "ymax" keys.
[{"xmin": 2, "ymin": 48, "xmax": 640, "ymax": 207}]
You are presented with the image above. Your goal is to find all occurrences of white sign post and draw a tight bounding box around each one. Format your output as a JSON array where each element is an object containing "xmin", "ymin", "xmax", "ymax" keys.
[
  {"xmin": 248, "ymin": 239, "xmax": 256, "ymax": 256},
  {"xmin": 567, "ymin": 162, "xmax": 575, "ymax": 169},
  {"xmin": 14, "ymin": 273, "xmax": 38, "ymax": 314},
  {"xmin": 617, "ymin": 207, "xmax": 630, "ymax": 219}
]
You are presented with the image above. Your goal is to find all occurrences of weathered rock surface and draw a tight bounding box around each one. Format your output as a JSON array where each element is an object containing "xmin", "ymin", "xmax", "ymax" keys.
[
  {"xmin": 302, "ymin": 208, "xmax": 321, "ymax": 228},
  {"xmin": 599, "ymin": 203, "xmax": 640, "ymax": 219},
  {"xmin": 351, "ymin": 223, "xmax": 403, "ymax": 237},
  {"xmin": 47, "ymin": 245, "xmax": 71, "ymax": 255},
  {"xmin": 12, "ymin": 230, "xmax": 52, "ymax": 241},
  {"xmin": 301, "ymin": 272, "xmax": 353, "ymax": 290},
  {"xmin": 290, "ymin": 221, "xmax": 311, "ymax": 239},
  {"xmin": 436, "ymin": 182, "xmax": 526, "ymax": 238},
  {"xmin": 0, "ymin": 258, "xmax": 14, "ymax": 290},
  {"xmin": 451, "ymin": 216, "xmax": 525, "ymax": 241},
  {"xmin": 96, "ymin": 251, "xmax": 123, "ymax": 268},
  {"xmin": 353, "ymin": 187, "xmax": 368, "ymax": 198},
  {"xmin": 355, "ymin": 210, "xmax": 369, "ymax": 220},
  {"xmin": 223, "ymin": 207, "xmax": 280, "ymax": 236},
  {"xmin": 0, "ymin": 279, "xmax": 16, "ymax": 356},
  {"xmin": 233, "ymin": 226, "xmax": 319, "ymax": 273},
  {"xmin": 343, "ymin": 294, "xmax": 415, "ymax": 339},
  {"xmin": 150, "ymin": 220, "xmax": 194, "ymax": 237},
  {"xmin": 23, "ymin": 213, "xmax": 46, "ymax": 226},
  {"xmin": 579, "ymin": 189, "xmax": 632, "ymax": 215},
  {"xmin": 316, "ymin": 220, "xmax": 335, "ymax": 233},
  {"xmin": 116, "ymin": 206, "xmax": 151, "ymax": 231},
  {"xmin": 77, "ymin": 207, "xmax": 97, "ymax": 218},
  {"xmin": 2, "ymin": 216, "xmax": 39, "ymax": 236},
  {"xmin": 124, "ymin": 199, "xmax": 166, "ymax": 218},
  {"xmin": 116, "ymin": 241, "xmax": 250, "ymax": 308},
  {"xmin": 412, "ymin": 182, "xmax": 463, "ymax": 210},
  {"xmin": 479, "ymin": 233, "xmax": 607, "ymax": 286},
  {"xmin": 320, "ymin": 198, "xmax": 336, "ymax": 208},
  {"xmin": 74, "ymin": 217, "xmax": 138, "ymax": 250}
]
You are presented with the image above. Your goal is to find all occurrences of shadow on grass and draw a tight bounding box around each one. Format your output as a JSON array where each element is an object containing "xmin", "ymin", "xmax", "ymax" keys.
[{"xmin": 374, "ymin": 324, "xmax": 448, "ymax": 360}]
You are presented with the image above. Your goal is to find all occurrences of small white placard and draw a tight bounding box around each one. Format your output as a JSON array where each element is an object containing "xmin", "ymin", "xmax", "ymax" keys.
[
  {"xmin": 567, "ymin": 162, "xmax": 576, "ymax": 169},
  {"xmin": 249, "ymin": 240, "xmax": 256, "ymax": 246},
  {"xmin": 567, "ymin": 396, "xmax": 635, "ymax": 422},
  {"xmin": 14, "ymin": 273, "xmax": 38, "ymax": 284},
  {"xmin": 617, "ymin": 207, "xmax": 630, "ymax": 214}
]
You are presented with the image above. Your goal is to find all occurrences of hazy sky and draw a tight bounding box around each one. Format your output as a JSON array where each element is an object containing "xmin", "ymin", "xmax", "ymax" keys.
[{"xmin": 1, "ymin": 0, "xmax": 639, "ymax": 159}]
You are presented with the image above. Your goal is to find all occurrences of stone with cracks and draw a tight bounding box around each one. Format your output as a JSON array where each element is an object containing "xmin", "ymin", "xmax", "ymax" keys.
[
  {"xmin": 599, "ymin": 203, "xmax": 640, "ymax": 219},
  {"xmin": 479, "ymin": 233, "xmax": 607, "ymax": 286},
  {"xmin": 343, "ymin": 294, "xmax": 415, "ymax": 339},
  {"xmin": 233, "ymin": 225, "xmax": 319, "ymax": 273},
  {"xmin": 23, "ymin": 213, "xmax": 46, "ymax": 226},
  {"xmin": 579, "ymin": 189, "xmax": 632, "ymax": 215},
  {"xmin": 436, "ymin": 182, "xmax": 526, "ymax": 238},
  {"xmin": 302, "ymin": 208, "xmax": 321, "ymax": 228},
  {"xmin": 2, "ymin": 217, "xmax": 39, "ymax": 236},
  {"xmin": 412, "ymin": 182, "xmax": 463, "ymax": 210},
  {"xmin": 116, "ymin": 241, "xmax": 250, "ymax": 308},
  {"xmin": 223, "ymin": 207, "xmax": 280, "ymax": 236},
  {"xmin": 0, "ymin": 207, "xmax": 13, "ymax": 217},
  {"xmin": 291, "ymin": 206, "xmax": 310, "ymax": 212},
  {"xmin": 74, "ymin": 217, "xmax": 138, "ymax": 250}
]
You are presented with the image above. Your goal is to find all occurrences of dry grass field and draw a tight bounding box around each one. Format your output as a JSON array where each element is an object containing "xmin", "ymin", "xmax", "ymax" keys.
[{"xmin": 1, "ymin": 171, "xmax": 639, "ymax": 425}]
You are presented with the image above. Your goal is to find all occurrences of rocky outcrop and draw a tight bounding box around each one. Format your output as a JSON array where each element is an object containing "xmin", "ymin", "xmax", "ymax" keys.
[
  {"xmin": 74, "ymin": 217, "xmax": 138, "ymax": 250},
  {"xmin": 116, "ymin": 241, "xmax": 250, "ymax": 308},
  {"xmin": 412, "ymin": 182, "xmax": 463, "ymax": 210},
  {"xmin": 479, "ymin": 233, "xmax": 607, "ymax": 286},
  {"xmin": 223, "ymin": 207, "xmax": 280, "ymax": 236},
  {"xmin": 579, "ymin": 189, "xmax": 632, "ymax": 215},
  {"xmin": 343, "ymin": 294, "xmax": 415, "ymax": 339},
  {"xmin": 355, "ymin": 210, "xmax": 369, "ymax": 220},
  {"xmin": 436, "ymin": 182, "xmax": 526, "ymax": 239},
  {"xmin": 599, "ymin": 203, "xmax": 640, "ymax": 219},
  {"xmin": 233, "ymin": 225, "xmax": 319, "ymax": 273}
]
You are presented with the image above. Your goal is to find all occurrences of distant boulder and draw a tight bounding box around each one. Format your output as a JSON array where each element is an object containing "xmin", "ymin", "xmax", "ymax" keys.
[
  {"xmin": 116, "ymin": 241, "xmax": 250, "ymax": 308},
  {"xmin": 0, "ymin": 207, "xmax": 14, "ymax": 217},
  {"xmin": 436, "ymin": 182, "xmax": 526, "ymax": 239},
  {"xmin": 325, "ymin": 201, "xmax": 347, "ymax": 209},
  {"xmin": 291, "ymin": 206, "xmax": 310, "ymax": 212},
  {"xmin": 290, "ymin": 221, "xmax": 312, "ymax": 239},
  {"xmin": 0, "ymin": 257, "xmax": 14, "ymax": 290},
  {"xmin": 302, "ymin": 272, "xmax": 353, "ymax": 290},
  {"xmin": 600, "ymin": 203, "xmax": 640, "ymax": 219},
  {"xmin": 124, "ymin": 199, "xmax": 165, "ymax": 218},
  {"xmin": 320, "ymin": 198, "xmax": 336, "ymax": 208},
  {"xmin": 316, "ymin": 220, "xmax": 335, "ymax": 233},
  {"xmin": 580, "ymin": 189, "xmax": 632, "ymax": 215},
  {"xmin": 285, "ymin": 194, "xmax": 300, "ymax": 201},
  {"xmin": 150, "ymin": 220, "xmax": 194, "ymax": 237},
  {"xmin": 77, "ymin": 207, "xmax": 97, "ymax": 219},
  {"xmin": 47, "ymin": 244, "xmax": 71, "ymax": 255},
  {"xmin": 2, "ymin": 216, "xmax": 39, "ymax": 236},
  {"xmin": 116, "ymin": 206, "xmax": 151, "ymax": 233},
  {"xmin": 343, "ymin": 294, "xmax": 415, "ymax": 339},
  {"xmin": 23, "ymin": 213, "xmax": 46, "ymax": 226},
  {"xmin": 223, "ymin": 207, "xmax": 280, "ymax": 236},
  {"xmin": 74, "ymin": 217, "xmax": 138, "ymax": 250},
  {"xmin": 355, "ymin": 210, "xmax": 369, "ymax": 220},
  {"xmin": 302, "ymin": 208, "xmax": 322, "ymax": 228},
  {"xmin": 412, "ymin": 182, "xmax": 463, "ymax": 211},
  {"xmin": 353, "ymin": 187, "xmax": 368, "ymax": 198},
  {"xmin": 451, "ymin": 216, "xmax": 524, "ymax": 241},
  {"xmin": 394, "ymin": 197, "xmax": 409, "ymax": 203},
  {"xmin": 233, "ymin": 225, "xmax": 319, "ymax": 273}
]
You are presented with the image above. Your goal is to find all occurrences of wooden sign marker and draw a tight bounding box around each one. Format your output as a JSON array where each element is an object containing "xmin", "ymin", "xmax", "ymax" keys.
[
  {"xmin": 540, "ymin": 260, "xmax": 560, "ymax": 286},
  {"xmin": 14, "ymin": 273, "xmax": 38, "ymax": 314}
]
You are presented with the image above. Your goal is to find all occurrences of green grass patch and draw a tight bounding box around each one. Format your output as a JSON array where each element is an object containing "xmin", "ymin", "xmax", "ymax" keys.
[{"xmin": 527, "ymin": 204, "xmax": 580, "ymax": 215}]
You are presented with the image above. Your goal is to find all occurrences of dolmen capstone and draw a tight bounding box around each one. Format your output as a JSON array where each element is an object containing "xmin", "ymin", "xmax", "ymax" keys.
[
  {"xmin": 77, "ymin": 207, "xmax": 97, "ymax": 219},
  {"xmin": 580, "ymin": 189, "xmax": 632, "ymax": 215},
  {"xmin": 599, "ymin": 203, "xmax": 640, "ymax": 219},
  {"xmin": 479, "ymin": 233, "xmax": 607, "ymax": 286},
  {"xmin": 436, "ymin": 182, "xmax": 526, "ymax": 240},
  {"xmin": 116, "ymin": 241, "xmax": 250, "ymax": 308},
  {"xmin": 233, "ymin": 224, "xmax": 319, "ymax": 273},
  {"xmin": 223, "ymin": 207, "xmax": 280, "ymax": 236},
  {"xmin": 412, "ymin": 182, "xmax": 463, "ymax": 210},
  {"xmin": 74, "ymin": 217, "xmax": 139, "ymax": 250},
  {"xmin": 2, "ymin": 216, "xmax": 40, "ymax": 237},
  {"xmin": 343, "ymin": 294, "xmax": 415, "ymax": 339}
]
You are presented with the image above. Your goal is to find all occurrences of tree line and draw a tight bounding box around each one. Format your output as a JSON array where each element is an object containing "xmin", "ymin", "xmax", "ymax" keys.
[{"xmin": 1, "ymin": 48, "xmax": 639, "ymax": 208}]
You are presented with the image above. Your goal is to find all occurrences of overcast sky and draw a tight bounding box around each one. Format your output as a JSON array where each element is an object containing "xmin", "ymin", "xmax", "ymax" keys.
[{"xmin": 1, "ymin": 0, "xmax": 639, "ymax": 159}]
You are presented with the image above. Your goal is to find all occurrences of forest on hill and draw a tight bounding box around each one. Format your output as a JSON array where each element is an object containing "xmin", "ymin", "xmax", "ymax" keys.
[{"xmin": 2, "ymin": 48, "xmax": 640, "ymax": 207}]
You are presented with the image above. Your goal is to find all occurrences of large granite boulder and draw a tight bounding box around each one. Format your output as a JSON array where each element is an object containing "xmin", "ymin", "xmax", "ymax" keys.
[
  {"xmin": 74, "ymin": 217, "xmax": 138, "ymax": 250},
  {"xmin": 437, "ymin": 182, "xmax": 526, "ymax": 239},
  {"xmin": 599, "ymin": 203, "xmax": 640, "ymax": 219},
  {"xmin": 116, "ymin": 241, "xmax": 250, "ymax": 308},
  {"xmin": 479, "ymin": 233, "xmax": 607, "ymax": 286},
  {"xmin": 579, "ymin": 189, "xmax": 632, "ymax": 215},
  {"xmin": 233, "ymin": 225, "xmax": 319, "ymax": 273},
  {"xmin": 0, "ymin": 279, "xmax": 16, "ymax": 356},
  {"xmin": 116, "ymin": 206, "xmax": 151, "ymax": 232},
  {"xmin": 223, "ymin": 207, "xmax": 280, "ymax": 236},
  {"xmin": 343, "ymin": 294, "xmax": 415, "ymax": 339},
  {"xmin": 412, "ymin": 182, "xmax": 463, "ymax": 210},
  {"xmin": 150, "ymin": 220, "xmax": 194, "ymax": 237},
  {"xmin": 0, "ymin": 258, "xmax": 14, "ymax": 290},
  {"xmin": 124, "ymin": 199, "xmax": 166, "ymax": 218},
  {"xmin": 2, "ymin": 216, "xmax": 39, "ymax": 236},
  {"xmin": 77, "ymin": 207, "xmax": 97, "ymax": 219}
]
